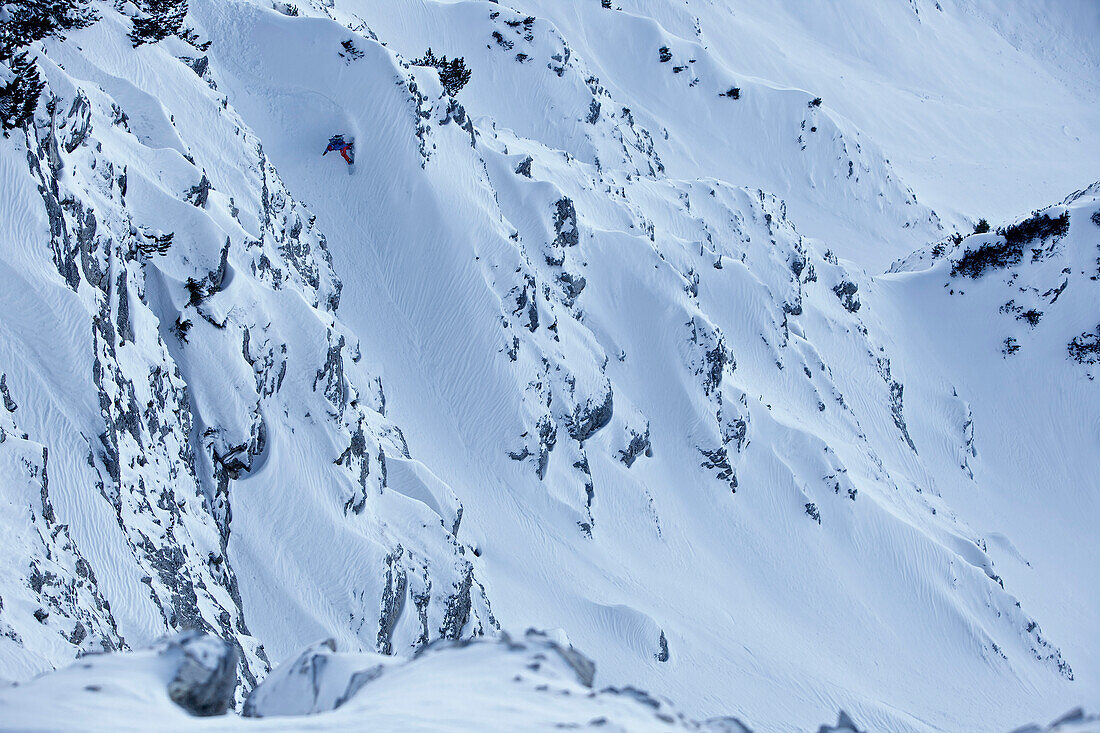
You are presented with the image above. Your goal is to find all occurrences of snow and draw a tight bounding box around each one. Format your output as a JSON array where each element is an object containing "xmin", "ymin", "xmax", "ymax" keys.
[
  {"xmin": 0, "ymin": 0, "xmax": 1098, "ymax": 731},
  {"xmin": 0, "ymin": 632, "xmax": 760, "ymax": 732}
]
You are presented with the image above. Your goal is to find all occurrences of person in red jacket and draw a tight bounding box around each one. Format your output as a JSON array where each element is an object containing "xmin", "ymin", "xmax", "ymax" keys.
[{"xmin": 324, "ymin": 134, "xmax": 355, "ymax": 165}]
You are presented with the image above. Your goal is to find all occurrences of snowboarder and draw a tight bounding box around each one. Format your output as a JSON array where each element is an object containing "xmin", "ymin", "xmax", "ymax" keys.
[{"xmin": 324, "ymin": 134, "xmax": 355, "ymax": 165}]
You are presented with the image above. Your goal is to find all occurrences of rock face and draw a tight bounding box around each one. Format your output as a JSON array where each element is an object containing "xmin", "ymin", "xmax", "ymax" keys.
[
  {"xmin": 164, "ymin": 632, "xmax": 240, "ymax": 717},
  {"xmin": 241, "ymin": 638, "xmax": 391, "ymax": 717},
  {"xmin": 0, "ymin": 380, "xmax": 124, "ymax": 672}
]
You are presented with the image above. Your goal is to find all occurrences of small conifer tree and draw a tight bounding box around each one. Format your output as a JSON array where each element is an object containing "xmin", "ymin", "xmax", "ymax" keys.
[
  {"xmin": 414, "ymin": 49, "xmax": 472, "ymax": 96},
  {"xmin": 0, "ymin": 0, "xmax": 98, "ymax": 132},
  {"xmin": 130, "ymin": 0, "xmax": 188, "ymax": 46}
]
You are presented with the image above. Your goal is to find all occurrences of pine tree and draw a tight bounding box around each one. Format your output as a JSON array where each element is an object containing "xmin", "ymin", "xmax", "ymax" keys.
[
  {"xmin": 414, "ymin": 49, "xmax": 471, "ymax": 96},
  {"xmin": 0, "ymin": 52, "xmax": 44, "ymax": 130},
  {"xmin": 439, "ymin": 56, "xmax": 471, "ymax": 96},
  {"xmin": 130, "ymin": 0, "xmax": 188, "ymax": 47},
  {"xmin": 0, "ymin": 0, "xmax": 98, "ymax": 62},
  {"xmin": 0, "ymin": 0, "xmax": 97, "ymax": 133}
]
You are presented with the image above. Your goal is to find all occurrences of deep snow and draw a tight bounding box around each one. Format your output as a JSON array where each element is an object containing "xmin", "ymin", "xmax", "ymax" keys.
[{"xmin": 0, "ymin": 0, "xmax": 1097, "ymax": 731}]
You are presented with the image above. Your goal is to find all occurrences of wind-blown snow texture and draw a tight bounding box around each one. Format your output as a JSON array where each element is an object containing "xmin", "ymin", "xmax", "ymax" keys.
[{"xmin": 0, "ymin": 1, "xmax": 1097, "ymax": 731}]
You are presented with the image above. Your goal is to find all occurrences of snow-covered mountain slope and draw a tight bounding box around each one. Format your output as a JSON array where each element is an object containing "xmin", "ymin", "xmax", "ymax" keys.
[
  {"xmin": 321, "ymin": 0, "xmax": 1100, "ymax": 267},
  {"xmin": 605, "ymin": 0, "xmax": 1100, "ymax": 242},
  {"xmin": 0, "ymin": 0, "xmax": 1097, "ymax": 731}
]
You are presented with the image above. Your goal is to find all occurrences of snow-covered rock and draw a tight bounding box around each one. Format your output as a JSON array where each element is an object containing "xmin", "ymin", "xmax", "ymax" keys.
[{"xmin": 0, "ymin": 630, "xmax": 796, "ymax": 731}]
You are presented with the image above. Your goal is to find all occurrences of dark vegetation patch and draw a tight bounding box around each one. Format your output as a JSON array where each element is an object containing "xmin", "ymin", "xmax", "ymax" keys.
[
  {"xmin": 951, "ymin": 211, "xmax": 1069, "ymax": 278},
  {"xmin": 1018, "ymin": 309, "xmax": 1042, "ymax": 327},
  {"xmin": 1068, "ymin": 327, "xmax": 1100, "ymax": 364},
  {"xmin": 413, "ymin": 49, "xmax": 471, "ymax": 96},
  {"xmin": 1000, "ymin": 210, "xmax": 1069, "ymax": 248}
]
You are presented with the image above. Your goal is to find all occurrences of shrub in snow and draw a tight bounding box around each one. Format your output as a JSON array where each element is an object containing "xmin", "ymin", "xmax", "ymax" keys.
[
  {"xmin": 0, "ymin": 53, "xmax": 44, "ymax": 131},
  {"xmin": 172, "ymin": 317, "xmax": 193, "ymax": 343},
  {"xmin": 721, "ymin": 86, "xmax": 740, "ymax": 99},
  {"xmin": 952, "ymin": 211, "xmax": 1070, "ymax": 278},
  {"xmin": 339, "ymin": 39, "xmax": 363, "ymax": 62},
  {"xmin": 185, "ymin": 277, "xmax": 209, "ymax": 306},
  {"xmin": 413, "ymin": 48, "xmax": 471, "ymax": 96},
  {"xmin": 658, "ymin": 46, "xmax": 672, "ymax": 63},
  {"xmin": 1018, "ymin": 309, "xmax": 1042, "ymax": 327},
  {"xmin": 809, "ymin": 96, "xmax": 822, "ymax": 107},
  {"xmin": 999, "ymin": 210, "xmax": 1069, "ymax": 248},
  {"xmin": 1067, "ymin": 327, "xmax": 1100, "ymax": 364},
  {"xmin": 0, "ymin": 0, "xmax": 97, "ymax": 131},
  {"xmin": 0, "ymin": 0, "xmax": 98, "ymax": 56},
  {"xmin": 130, "ymin": 0, "xmax": 188, "ymax": 47},
  {"xmin": 952, "ymin": 239, "xmax": 1022, "ymax": 278}
]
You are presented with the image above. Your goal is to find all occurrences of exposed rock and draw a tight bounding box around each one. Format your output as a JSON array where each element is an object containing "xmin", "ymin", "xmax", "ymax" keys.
[
  {"xmin": 0, "ymin": 375, "xmax": 17, "ymax": 413},
  {"xmin": 832, "ymin": 280, "xmax": 861, "ymax": 312},
  {"xmin": 619, "ymin": 422, "xmax": 651, "ymax": 467},
  {"xmin": 185, "ymin": 174, "xmax": 212, "ymax": 208},
  {"xmin": 164, "ymin": 632, "xmax": 239, "ymax": 717},
  {"xmin": 552, "ymin": 197, "xmax": 579, "ymax": 249},
  {"xmin": 817, "ymin": 711, "xmax": 865, "ymax": 733},
  {"xmin": 655, "ymin": 630, "xmax": 670, "ymax": 662},
  {"xmin": 376, "ymin": 550, "xmax": 409, "ymax": 655},
  {"xmin": 700, "ymin": 446, "xmax": 737, "ymax": 492},
  {"xmin": 515, "ymin": 155, "xmax": 533, "ymax": 177},
  {"xmin": 439, "ymin": 563, "xmax": 474, "ymax": 640},
  {"xmin": 568, "ymin": 385, "xmax": 613, "ymax": 443}
]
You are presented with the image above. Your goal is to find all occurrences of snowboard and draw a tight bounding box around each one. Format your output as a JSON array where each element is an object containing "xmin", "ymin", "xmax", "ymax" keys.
[{"xmin": 344, "ymin": 136, "xmax": 355, "ymax": 175}]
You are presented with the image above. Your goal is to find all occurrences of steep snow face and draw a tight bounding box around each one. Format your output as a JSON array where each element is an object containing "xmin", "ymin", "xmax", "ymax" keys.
[
  {"xmin": 600, "ymin": 0, "xmax": 1100, "ymax": 240},
  {"xmin": 879, "ymin": 192, "xmax": 1100, "ymax": 693},
  {"xmin": 316, "ymin": 0, "xmax": 1100, "ymax": 267},
  {"xmin": 0, "ymin": 1, "xmax": 1097, "ymax": 732},
  {"xmin": 0, "ymin": 5, "xmax": 493, "ymax": 698},
  {"xmin": 318, "ymin": 0, "xmax": 947, "ymax": 268}
]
